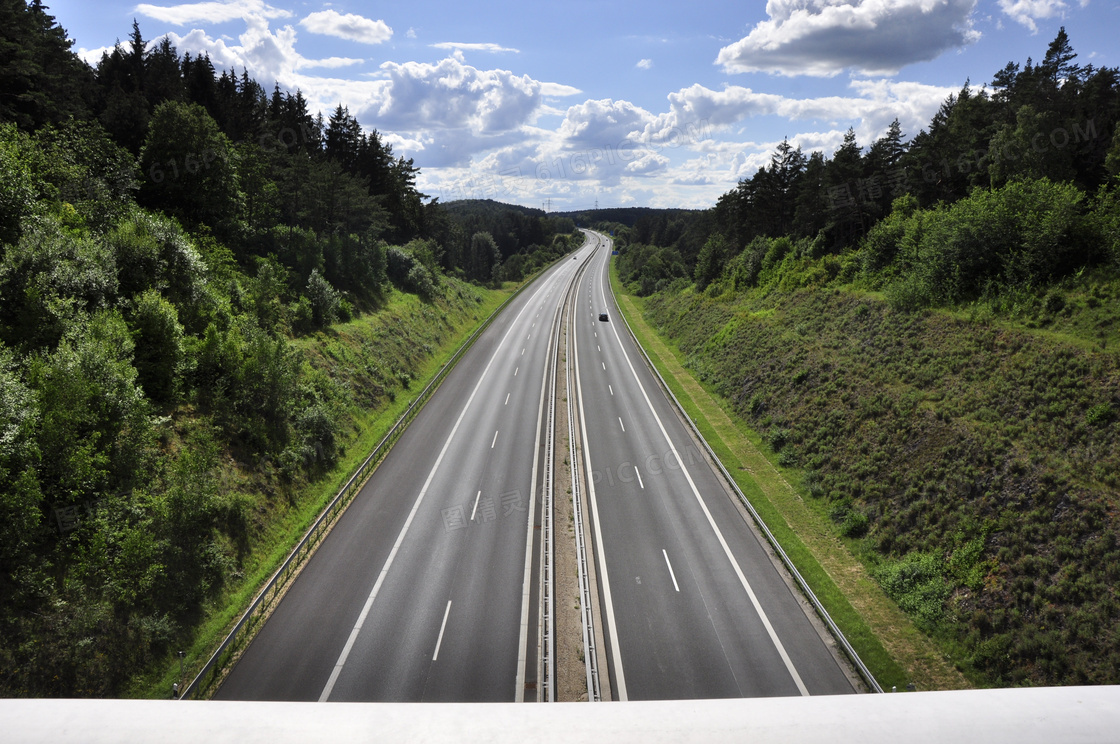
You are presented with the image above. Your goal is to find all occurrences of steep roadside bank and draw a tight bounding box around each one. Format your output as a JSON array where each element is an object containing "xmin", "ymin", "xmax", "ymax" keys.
[{"xmin": 133, "ymin": 279, "xmax": 511, "ymax": 697}]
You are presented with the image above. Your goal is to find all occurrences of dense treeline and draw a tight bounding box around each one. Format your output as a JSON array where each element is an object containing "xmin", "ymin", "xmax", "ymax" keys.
[
  {"xmin": 0, "ymin": 1, "xmax": 577, "ymax": 696},
  {"xmin": 431, "ymin": 199, "xmax": 580, "ymax": 283},
  {"xmin": 609, "ymin": 210, "xmax": 713, "ymax": 295},
  {"xmin": 617, "ymin": 28, "xmax": 1120, "ymax": 302},
  {"xmin": 623, "ymin": 29, "xmax": 1120, "ymax": 687}
]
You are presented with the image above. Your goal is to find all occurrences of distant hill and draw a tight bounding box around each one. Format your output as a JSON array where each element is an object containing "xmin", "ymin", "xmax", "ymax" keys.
[
  {"xmin": 556, "ymin": 206, "xmax": 703, "ymax": 227},
  {"xmin": 440, "ymin": 201, "xmax": 704, "ymax": 228},
  {"xmin": 440, "ymin": 198, "xmax": 550, "ymax": 219}
]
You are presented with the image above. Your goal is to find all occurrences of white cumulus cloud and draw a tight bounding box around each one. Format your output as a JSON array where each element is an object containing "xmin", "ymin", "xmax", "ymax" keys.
[
  {"xmin": 431, "ymin": 42, "xmax": 520, "ymax": 53},
  {"xmin": 135, "ymin": 0, "xmax": 292, "ymax": 25},
  {"xmin": 997, "ymin": 0, "xmax": 1077, "ymax": 33},
  {"xmin": 299, "ymin": 10, "xmax": 392, "ymax": 44},
  {"xmin": 559, "ymin": 98, "xmax": 657, "ymax": 148},
  {"xmin": 77, "ymin": 45, "xmax": 115, "ymax": 67},
  {"xmin": 643, "ymin": 78, "xmax": 955, "ymax": 154},
  {"xmin": 716, "ymin": 0, "xmax": 981, "ymax": 77},
  {"xmin": 166, "ymin": 19, "xmax": 359, "ymax": 78},
  {"xmin": 369, "ymin": 57, "xmax": 539, "ymax": 132}
]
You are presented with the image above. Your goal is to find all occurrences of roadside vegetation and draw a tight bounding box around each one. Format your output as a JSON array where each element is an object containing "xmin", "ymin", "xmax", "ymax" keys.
[
  {"xmin": 607, "ymin": 28, "xmax": 1120, "ymax": 687},
  {"xmin": 0, "ymin": 2, "xmax": 580, "ymax": 696}
]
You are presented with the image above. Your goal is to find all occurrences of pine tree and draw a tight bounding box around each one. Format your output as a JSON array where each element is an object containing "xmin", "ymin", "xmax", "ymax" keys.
[{"xmin": 0, "ymin": 0, "xmax": 93, "ymax": 128}]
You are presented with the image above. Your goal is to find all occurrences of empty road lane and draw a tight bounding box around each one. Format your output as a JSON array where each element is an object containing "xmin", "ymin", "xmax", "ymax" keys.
[
  {"xmin": 216, "ymin": 236, "xmax": 596, "ymax": 702},
  {"xmin": 572, "ymin": 231, "xmax": 857, "ymax": 700}
]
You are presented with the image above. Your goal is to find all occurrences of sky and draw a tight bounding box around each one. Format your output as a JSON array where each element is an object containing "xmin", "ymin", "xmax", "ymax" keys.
[{"xmin": 46, "ymin": 0, "xmax": 1119, "ymax": 211}]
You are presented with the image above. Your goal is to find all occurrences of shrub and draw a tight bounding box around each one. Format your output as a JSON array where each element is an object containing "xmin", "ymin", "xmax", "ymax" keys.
[
  {"xmin": 874, "ymin": 552, "xmax": 950, "ymax": 626},
  {"xmin": 841, "ymin": 510, "xmax": 870, "ymax": 538},
  {"xmin": 305, "ymin": 269, "xmax": 340, "ymax": 328},
  {"xmin": 1086, "ymin": 403, "xmax": 1114, "ymax": 427},
  {"xmin": 768, "ymin": 427, "xmax": 790, "ymax": 452},
  {"xmin": 129, "ymin": 289, "xmax": 184, "ymax": 402},
  {"xmin": 0, "ymin": 123, "xmax": 37, "ymax": 245}
]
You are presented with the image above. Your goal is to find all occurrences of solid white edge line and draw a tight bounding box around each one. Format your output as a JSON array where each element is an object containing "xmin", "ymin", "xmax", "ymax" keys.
[
  {"xmin": 432, "ymin": 600, "xmax": 452, "ymax": 660},
  {"xmin": 663, "ymin": 550, "xmax": 680, "ymax": 593},
  {"xmin": 597, "ymin": 241, "xmax": 810, "ymax": 697},
  {"xmin": 317, "ymin": 273, "xmax": 552, "ymax": 703},
  {"xmin": 574, "ymin": 246, "xmax": 628, "ymax": 701}
]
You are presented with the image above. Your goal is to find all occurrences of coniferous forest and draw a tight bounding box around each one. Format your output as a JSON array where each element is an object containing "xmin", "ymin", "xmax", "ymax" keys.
[{"xmin": 0, "ymin": 1, "xmax": 576, "ymax": 695}]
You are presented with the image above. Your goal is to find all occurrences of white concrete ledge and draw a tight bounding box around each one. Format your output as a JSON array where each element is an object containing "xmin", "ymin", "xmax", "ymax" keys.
[{"xmin": 4, "ymin": 686, "xmax": 1119, "ymax": 744}]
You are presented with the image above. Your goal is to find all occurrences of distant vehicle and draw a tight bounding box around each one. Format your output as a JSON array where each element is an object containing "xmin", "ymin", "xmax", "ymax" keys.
[{"xmin": 598, "ymin": 312, "xmax": 609, "ymax": 322}]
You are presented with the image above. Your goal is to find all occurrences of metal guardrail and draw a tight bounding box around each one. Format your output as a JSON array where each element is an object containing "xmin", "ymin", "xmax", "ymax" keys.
[
  {"xmin": 179, "ymin": 269, "xmax": 555, "ymax": 700},
  {"xmin": 601, "ymin": 232, "xmax": 884, "ymax": 695},
  {"xmin": 566, "ymin": 245, "xmax": 603, "ymax": 701},
  {"xmin": 539, "ymin": 291, "xmax": 560, "ymax": 702},
  {"xmin": 540, "ymin": 235, "xmax": 601, "ymax": 701}
]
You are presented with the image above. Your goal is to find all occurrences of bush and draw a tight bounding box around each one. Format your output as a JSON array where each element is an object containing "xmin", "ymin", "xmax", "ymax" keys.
[
  {"xmin": 919, "ymin": 179, "xmax": 1093, "ymax": 304},
  {"xmin": 129, "ymin": 289, "xmax": 184, "ymax": 402},
  {"xmin": 305, "ymin": 269, "xmax": 340, "ymax": 328},
  {"xmin": 1086, "ymin": 403, "xmax": 1114, "ymax": 427},
  {"xmin": 725, "ymin": 237, "xmax": 767, "ymax": 290},
  {"xmin": 0, "ymin": 215, "xmax": 118, "ymax": 349},
  {"xmin": 841, "ymin": 510, "xmax": 870, "ymax": 538},
  {"xmin": 873, "ymin": 552, "xmax": 950, "ymax": 626},
  {"xmin": 0, "ymin": 123, "xmax": 37, "ymax": 245},
  {"xmin": 106, "ymin": 210, "xmax": 213, "ymax": 333},
  {"xmin": 860, "ymin": 195, "xmax": 918, "ymax": 274},
  {"xmin": 768, "ymin": 427, "xmax": 790, "ymax": 452},
  {"xmin": 618, "ymin": 242, "xmax": 687, "ymax": 296}
]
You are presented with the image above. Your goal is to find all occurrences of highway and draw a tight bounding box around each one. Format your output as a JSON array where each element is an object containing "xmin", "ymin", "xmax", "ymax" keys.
[
  {"xmin": 216, "ymin": 235, "xmax": 597, "ymax": 702},
  {"xmin": 571, "ymin": 231, "xmax": 856, "ymax": 699},
  {"xmin": 215, "ymin": 229, "xmax": 855, "ymax": 702}
]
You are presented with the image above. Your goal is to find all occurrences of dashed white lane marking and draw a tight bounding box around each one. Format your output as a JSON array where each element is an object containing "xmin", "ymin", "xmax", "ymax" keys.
[
  {"xmin": 663, "ymin": 550, "xmax": 680, "ymax": 592},
  {"xmin": 432, "ymin": 601, "xmax": 452, "ymax": 660}
]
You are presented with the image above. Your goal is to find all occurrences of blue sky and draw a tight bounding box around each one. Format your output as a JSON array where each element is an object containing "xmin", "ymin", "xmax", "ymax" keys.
[{"xmin": 48, "ymin": 0, "xmax": 1119, "ymax": 211}]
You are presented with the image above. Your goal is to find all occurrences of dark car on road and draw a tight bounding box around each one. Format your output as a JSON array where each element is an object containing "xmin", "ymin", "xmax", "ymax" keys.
[{"xmin": 598, "ymin": 312, "xmax": 609, "ymax": 322}]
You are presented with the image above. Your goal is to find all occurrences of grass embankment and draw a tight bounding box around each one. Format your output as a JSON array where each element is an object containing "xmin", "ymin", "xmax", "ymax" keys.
[
  {"xmin": 132, "ymin": 278, "xmax": 511, "ymax": 697},
  {"xmin": 610, "ymin": 264, "xmax": 953, "ymax": 691},
  {"xmin": 617, "ymin": 262, "xmax": 1120, "ymax": 688}
]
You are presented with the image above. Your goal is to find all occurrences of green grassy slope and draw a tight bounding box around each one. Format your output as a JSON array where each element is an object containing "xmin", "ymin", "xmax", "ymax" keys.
[
  {"xmin": 129, "ymin": 279, "xmax": 511, "ymax": 697},
  {"xmin": 632, "ymin": 275, "xmax": 1119, "ymax": 687}
]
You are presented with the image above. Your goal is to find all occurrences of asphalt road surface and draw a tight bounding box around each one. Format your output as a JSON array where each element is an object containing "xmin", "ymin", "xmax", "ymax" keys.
[
  {"xmin": 216, "ymin": 230, "xmax": 855, "ymax": 702},
  {"xmin": 571, "ymin": 231, "xmax": 856, "ymax": 700},
  {"xmin": 216, "ymin": 236, "xmax": 596, "ymax": 702}
]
